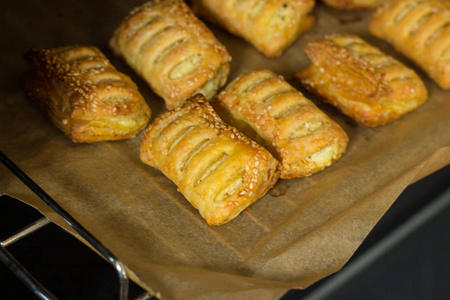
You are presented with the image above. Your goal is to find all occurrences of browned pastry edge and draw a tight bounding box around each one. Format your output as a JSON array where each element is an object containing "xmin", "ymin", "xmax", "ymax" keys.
[
  {"xmin": 369, "ymin": 0, "xmax": 450, "ymax": 89},
  {"xmin": 140, "ymin": 93, "xmax": 281, "ymax": 225},
  {"xmin": 110, "ymin": 0, "xmax": 231, "ymax": 110},
  {"xmin": 213, "ymin": 69, "xmax": 349, "ymax": 179},
  {"xmin": 295, "ymin": 34, "xmax": 428, "ymax": 127},
  {"xmin": 22, "ymin": 45, "xmax": 151, "ymax": 143},
  {"xmin": 192, "ymin": 0, "xmax": 315, "ymax": 57}
]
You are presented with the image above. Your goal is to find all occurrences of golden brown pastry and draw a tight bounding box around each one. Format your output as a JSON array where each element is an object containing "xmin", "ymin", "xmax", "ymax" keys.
[
  {"xmin": 22, "ymin": 45, "xmax": 151, "ymax": 143},
  {"xmin": 192, "ymin": 0, "xmax": 315, "ymax": 58},
  {"xmin": 140, "ymin": 94, "xmax": 280, "ymax": 225},
  {"xmin": 213, "ymin": 69, "xmax": 348, "ymax": 179},
  {"xmin": 322, "ymin": 0, "xmax": 384, "ymax": 10},
  {"xmin": 370, "ymin": 0, "xmax": 450, "ymax": 89},
  {"xmin": 295, "ymin": 34, "xmax": 428, "ymax": 127},
  {"xmin": 110, "ymin": 0, "xmax": 231, "ymax": 110}
]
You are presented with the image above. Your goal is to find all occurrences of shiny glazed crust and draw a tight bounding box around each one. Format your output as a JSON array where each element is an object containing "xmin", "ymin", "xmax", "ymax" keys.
[
  {"xmin": 192, "ymin": 0, "xmax": 315, "ymax": 57},
  {"xmin": 370, "ymin": 0, "xmax": 450, "ymax": 89},
  {"xmin": 110, "ymin": 0, "xmax": 231, "ymax": 110},
  {"xmin": 213, "ymin": 69, "xmax": 348, "ymax": 179},
  {"xmin": 22, "ymin": 46, "xmax": 151, "ymax": 143},
  {"xmin": 322, "ymin": 0, "xmax": 383, "ymax": 10},
  {"xmin": 140, "ymin": 94, "xmax": 280, "ymax": 226},
  {"xmin": 295, "ymin": 34, "xmax": 428, "ymax": 127}
]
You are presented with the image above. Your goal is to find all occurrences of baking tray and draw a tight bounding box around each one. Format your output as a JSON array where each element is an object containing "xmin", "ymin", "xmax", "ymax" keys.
[{"xmin": 1, "ymin": 1, "xmax": 449, "ymax": 299}]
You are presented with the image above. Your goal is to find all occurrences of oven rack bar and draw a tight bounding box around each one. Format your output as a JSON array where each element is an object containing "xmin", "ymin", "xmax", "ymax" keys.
[
  {"xmin": 0, "ymin": 217, "xmax": 56, "ymax": 300},
  {"xmin": 0, "ymin": 151, "xmax": 150, "ymax": 300}
]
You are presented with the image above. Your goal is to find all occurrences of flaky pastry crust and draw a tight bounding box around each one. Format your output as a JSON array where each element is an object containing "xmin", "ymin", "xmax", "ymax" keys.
[
  {"xmin": 22, "ymin": 45, "xmax": 151, "ymax": 143},
  {"xmin": 213, "ymin": 69, "xmax": 348, "ymax": 179},
  {"xmin": 370, "ymin": 0, "xmax": 450, "ymax": 89},
  {"xmin": 295, "ymin": 34, "xmax": 428, "ymax": 127},
  {"xmin": 140, "ymin": 94, "xmax": 280, "ymax": 225},
  {"xmin": 110, "ymin": 0, "xmax": 231, "ymax": 110},
  {"xmin": 192, "ymin": 0, "xmax": 315, "ymax": 57}
]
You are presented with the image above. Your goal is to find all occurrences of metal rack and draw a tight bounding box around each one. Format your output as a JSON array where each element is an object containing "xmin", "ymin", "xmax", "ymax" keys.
[
  {"xmin": 2, "ymin": 149, "xmax": 450, "ymax": 299},
  {"xmin": 0, "ymin": 151, "xmax": 152, "ymax": 300}
]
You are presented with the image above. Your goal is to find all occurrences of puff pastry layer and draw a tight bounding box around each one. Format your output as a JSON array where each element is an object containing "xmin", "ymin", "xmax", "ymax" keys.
[
  {"xmin": 110, "ymin": 0, "xmax": 231, "ymax": 110},
  {"xmin": 213, "ymin": 69, "xmax": 348, "ymax": 179},
  {"xmin": 370, "ymin": 0, "xmax": 450, "ymax": 89},
  {"xmin": 192, "ymin": 0, "xmax": 315, "ymax": 58},
  {"xmin": 140, "ymin": 94, "xmax": 280, "ymax": 225},
  {"xmin": 322, "ymin": 0, "xmax": 383, "ymax": 10},
  {"xmin": 22, "ymin": 46, "xmax": 151, "ymax": 143},
  {"xmin": 295, "ymin": 34, "xmax": 428, "ymax": 127}
]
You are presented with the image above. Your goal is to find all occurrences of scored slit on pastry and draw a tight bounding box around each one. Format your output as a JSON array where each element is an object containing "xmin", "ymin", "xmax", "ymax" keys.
[
  {"xmin": 214, "ymin": 167, "xmax": 246, "ymax": 203},
  {"xmin": 274, "ymin": 101, "xmax": 308, "ymax": 120},
  {"xmin": 370, "ymin": 0, "xmax": 450, "ymax": 89},
  {"xmin": 110, "ymin": 0, "xmax": 231, "ymax": 110},
  {"xmin": 290, "ymin": 118, "xmax": 323, "ymax": 139},
  {"xmin": 140, "ymin": 94, "xmax": 280, "ymax": 226},
  {"xmin": 193, "ymin": 152, "xmax": 229, "ymax": 187},
  {"xmin": 213, "ymin": 69, "xmax": 348, "ymax": 179},
  {"xmin": 167, "ymin": 125, "xmax": 197, "ymax": 152},
  {"xmin": 22, "ymin": 45, "xmax": 151, "ymax": 143},
  {"xmin": 295, "ymin": 34, "xmax": 428, "ymax": 127},
  {"xmin": 179, "ymin": 138, "xmax": 211, "ymax": 172}
]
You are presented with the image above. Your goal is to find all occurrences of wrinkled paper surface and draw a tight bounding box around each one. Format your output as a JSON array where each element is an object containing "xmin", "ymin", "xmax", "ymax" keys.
[{"xmin": 1, "ymin": 2, "xmax": 449, "ymax": 300}]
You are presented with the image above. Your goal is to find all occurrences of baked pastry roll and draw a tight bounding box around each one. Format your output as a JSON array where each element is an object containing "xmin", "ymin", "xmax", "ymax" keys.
[
  {"xmin": 322, "ymin": 0, "xmax": 383, "ymax": 10},
  {"xmin": 370, "ymin": 0, "xmax": 450, "ymax": 89},
  {"xmin": 294, "ymin": 34, "xmax": 428, "ymax": 127},
  {"xmin": 192, "ymin": 0, "xmax": 315, "ymax": 58},
  {"xmin": 22, "ymin": 46, "xmax": 151, "ymax": 143},
  {"xmin": 110, "ymin": 0, "xmax": 231, "ymax": 110},
  {"xmin": 140, "ymin": 94, "xmax": 280, "ymax": 225},
  {"xmin": 213, "ymin": 69, "xmax": 348, "ymax": 179}
]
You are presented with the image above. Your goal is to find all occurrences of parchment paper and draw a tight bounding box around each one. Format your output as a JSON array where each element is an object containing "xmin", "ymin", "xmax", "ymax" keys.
[{"xmin": 1, "ymin": 1, "xmax": 449, "ymax": 299}]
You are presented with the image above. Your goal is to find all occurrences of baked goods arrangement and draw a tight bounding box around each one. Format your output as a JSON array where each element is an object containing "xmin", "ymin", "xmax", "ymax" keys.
[
  {"xmin": 22, "ymin": 45, "xmax": 152, "ymax": 143},
  {"xmin": 192, "ymin": 0, "xmax": 315, "ymax": 57},
  {"xmin": 110, "ymin": 0, "xmax": 231, "ymax": 110},
  {"xmin": 370, "ymin": 0, "xmax": 450, "ymax": 89},
  {"xmin": 22, "ymin": 0, "xmax": 443, "ymax": 225},
  {"xmin": 213, "ymin": 69, "xmax": 348, "ymax": 179},
  {"xmin": 140, "ymin": 94, "xmax": 280, "ymax": 225},
  {"xmin": 295, "ymin": 34, "xmax": 428, "ymax": 127}
]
